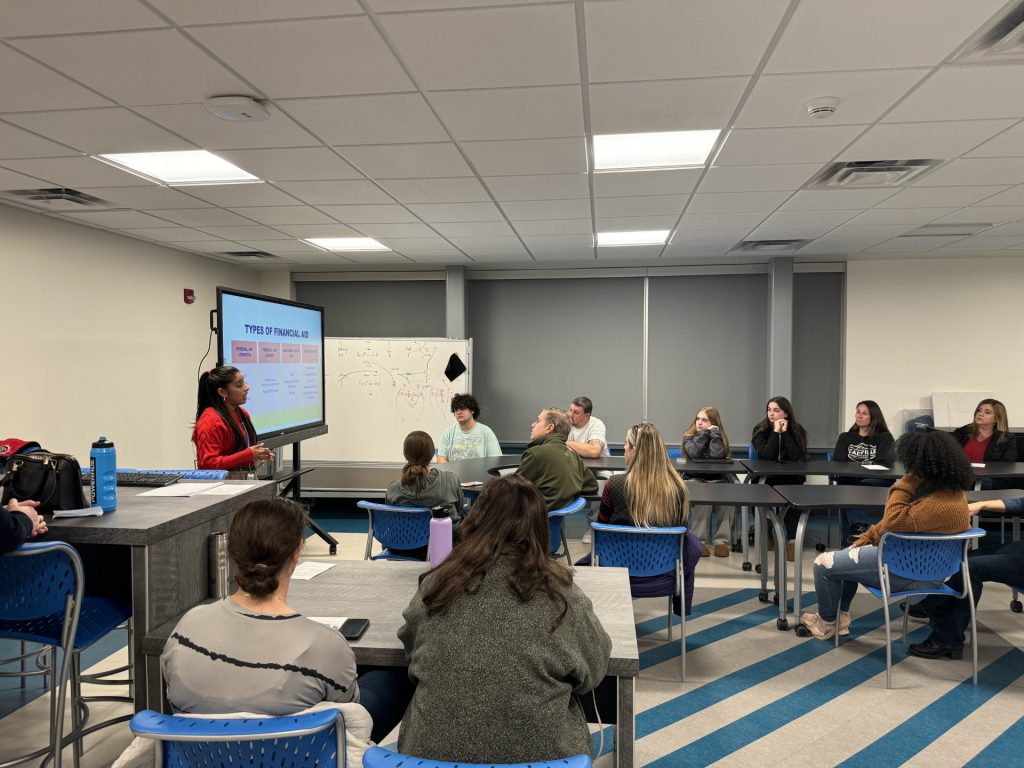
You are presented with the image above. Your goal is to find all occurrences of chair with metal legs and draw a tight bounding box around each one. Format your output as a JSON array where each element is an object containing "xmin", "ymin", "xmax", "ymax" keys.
[
  {"xmin": 548, "ymin": 497, "xmax": 586, "ymax": 563},
  {"xmin": 357, "ymin": 501, "xmax": 432, "ymax": 561}
]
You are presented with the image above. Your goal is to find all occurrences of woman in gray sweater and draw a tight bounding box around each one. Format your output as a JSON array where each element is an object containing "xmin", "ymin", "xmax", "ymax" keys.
[{"xmin": 397, "ymin": 474, "xmax": 611, "ymax": 763}]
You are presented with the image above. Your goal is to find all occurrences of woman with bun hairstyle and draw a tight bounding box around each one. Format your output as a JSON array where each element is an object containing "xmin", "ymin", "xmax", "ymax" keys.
[
  {"xmin": 831, "ymin": 400, "xmax": 896, "ymax": 545},
  {"xmin": 682, "ymin": 406, "xmax": 733, "ymax": 557},
  {"xmin": 952, "ymin": 400, "xmax": 1016, "ymax": 489},
  {"xmin": 192, "ymin": 365, "xmax": 274, "ymax": 473},
  {"xmin": 161, "ymin": 497, "xmax": 410, "ymax": 743}
]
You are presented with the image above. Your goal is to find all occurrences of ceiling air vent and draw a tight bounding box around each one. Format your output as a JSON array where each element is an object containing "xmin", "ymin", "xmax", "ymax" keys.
[
  {"xmin": 219, "ymin": 250, "xmax": 284, "ymax": 262},
  {"xmin": 1, "ymin": 187, "xmax": 109, "ymax": 210},
  {"xmin": 809, "ymin": 160, "xmax": 941, "ymax": 189},
  {"xmin": 899, "ymin": 223, "xmax": 993, "ymax": 238},
  {"xmin": 955, "ymin": 1, "xmax": 1024, "ymax": 62},
  {"xmin": 730, "ymin": 239, "xmax": 811, "ymax": 254}
]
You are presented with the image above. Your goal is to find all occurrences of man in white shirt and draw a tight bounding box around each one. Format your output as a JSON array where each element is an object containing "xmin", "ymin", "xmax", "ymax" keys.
[{"xmin": 566, "ymin": 396, "xmax": 610, "ymax": 458}]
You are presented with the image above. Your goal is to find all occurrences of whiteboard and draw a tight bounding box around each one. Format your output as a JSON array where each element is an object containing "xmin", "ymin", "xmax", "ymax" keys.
[
  {"xmin": 302, "ymin": 338, "xmax": 472, "ymax": 463},
  {"xmin": 931, "ymin": 391, "xmax": 994, "ymax": 428}
]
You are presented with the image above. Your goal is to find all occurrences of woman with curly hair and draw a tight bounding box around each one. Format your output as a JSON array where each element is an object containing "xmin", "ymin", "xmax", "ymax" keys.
[
  {"xmin": 800, "ymin": 430, "xmax": 973, "ymax": 640},
  {"xmin": 397, "ymin": 474, "xmax": 610, "ymax": 763}
]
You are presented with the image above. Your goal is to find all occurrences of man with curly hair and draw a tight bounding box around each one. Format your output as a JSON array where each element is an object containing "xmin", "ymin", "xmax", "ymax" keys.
[{"xmin": 437, "ymin": 393, "xmax": 502, "ymax": 463}]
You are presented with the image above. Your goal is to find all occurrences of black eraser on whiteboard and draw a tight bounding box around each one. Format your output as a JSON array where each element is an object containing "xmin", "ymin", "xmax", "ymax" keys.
[{"xmin": 444, "ymin": 354, "xmax": 466, "ymax": 381}]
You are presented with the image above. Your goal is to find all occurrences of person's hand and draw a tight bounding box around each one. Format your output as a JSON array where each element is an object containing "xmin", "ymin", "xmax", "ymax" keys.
[
  {"xmin": 252, "ymin": 443, "xmax": 275, "ymax": 462},
  {"xmin": 773, "ymin": 419, "xmax": 784, "ymax": 433},
  {"xmin": 7, "ymin": 499, "xmax": 47, "ymax": 537},
  {"xmin": 967, "ymin": 501, "xmax": 988, "ymax": 515},
  {"xmin": 707, "ymin": 425, "xmax": 719, "ymax": 432},
  {"xmin": 777, "ymin": 419, "xmax": 788, "ymax": 433}
]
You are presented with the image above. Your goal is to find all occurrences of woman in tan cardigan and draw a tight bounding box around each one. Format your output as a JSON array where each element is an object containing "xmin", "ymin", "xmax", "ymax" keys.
[{"xmin": 801, "ymin": 430, "xmax": 973, "ymax": 640}]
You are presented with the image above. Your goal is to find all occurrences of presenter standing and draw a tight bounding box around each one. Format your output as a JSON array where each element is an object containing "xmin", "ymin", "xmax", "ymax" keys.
[{"xmin": 193, "ymin": 365, "xmax": 275, "ymax": 473}]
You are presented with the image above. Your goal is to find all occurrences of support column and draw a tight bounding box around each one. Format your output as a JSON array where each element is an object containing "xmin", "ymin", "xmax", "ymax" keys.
[
  {"xmin": 445, "ymin": 266, "xmax": 466, "ymax": 338},
  {"xmin": 768, "ymin": 257, "xmax": 793, "ymax": 397}
]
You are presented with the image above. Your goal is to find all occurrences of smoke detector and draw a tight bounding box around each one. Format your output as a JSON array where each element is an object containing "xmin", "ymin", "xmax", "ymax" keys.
[
  {"xmin": 806, "ymin": 97, "xmax": 839, "ymax": 119},
  {"xmin": 203, "ymin": 96, "xmax": 270, "ymax": 122}
]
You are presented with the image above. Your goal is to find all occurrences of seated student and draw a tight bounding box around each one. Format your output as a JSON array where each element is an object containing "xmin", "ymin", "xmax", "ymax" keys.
[
  {"xmin": 953, "ymin": 399, "xmax": 1016, "ymax": 488},
  {"xmin": 192, "ymin": 365, "xmax": 275, "ymax": 474},
  {"xmin": 397, "ymin": 475, "xmax": 610, "ymax": 764},
  {"xmin": 682, "ymin": 406, "xmax": 733, "ymax": 557},
  {"xmin": 750, "ymin": 396, "xmax": 809, "ymax": 562},
  {"xmin": 586, "ymin": 422, "xmax": 702, "ymax": 615},
  {"xmin": 831, "ymin": 400, "xmax": 897, "ymax": 545},
  {"xmin": 800, "ymin": 431, "xmax": 972, "ymax": 640},
  {"xmin": 0, "ymin": 498, "xmax": 47, "ymax": 555},
  {"xmin": 516, "ymin": 408, "xmax": 598, "ymax": 511},
  {"xmin": 906, "ymin": 497, "xmax": 1024, "ymax": 659},
  {"xmin": 437, "ymin": 393, "xmax": 501, "ymax": 463},
  {"xmin": 161, "ymin": 497, "xmax": 410, "ymax": 743}
]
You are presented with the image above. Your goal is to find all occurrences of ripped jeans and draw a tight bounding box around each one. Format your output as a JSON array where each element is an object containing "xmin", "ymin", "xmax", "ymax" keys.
[{"xmin": 812, "ymin": 545, "xmax": 938, "ymax": 621}]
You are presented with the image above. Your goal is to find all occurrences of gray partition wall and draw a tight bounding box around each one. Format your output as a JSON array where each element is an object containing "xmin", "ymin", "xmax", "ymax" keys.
[
  {"xmin": 467, "ymin": 277, "xmax": 645, "ymax": 443},
  {"xmin": 295, "ymin": 280, "xmax": 446, "ymax": 337},
  {"xmin": 793, "ymin": 271, "xmax": 843, "ymax": 450},
  {"xmin": 647, "ymin": 274, "xmax": 770, "ymax": 449}
]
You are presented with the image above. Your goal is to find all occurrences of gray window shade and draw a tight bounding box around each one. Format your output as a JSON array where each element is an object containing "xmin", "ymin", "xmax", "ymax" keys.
[
  {"xmin": 295, "ymin": 281, "xmax": 445, "ymax": 338},
  {"xmin": 647, "ymin": 274, "xmax": 770, "ymax": 450},
  {"xmin": 467, "ymin": 277, "xmax": 644, "ymax": 444},
  {"xmin": 793, "ymin": 272, "xmax": 843, "ymax": 450}
]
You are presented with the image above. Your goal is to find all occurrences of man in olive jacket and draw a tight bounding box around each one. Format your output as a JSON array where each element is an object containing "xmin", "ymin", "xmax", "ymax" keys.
[{"xmin": 516, "ymin": 408, "xmax": 598, "ymax": 510}]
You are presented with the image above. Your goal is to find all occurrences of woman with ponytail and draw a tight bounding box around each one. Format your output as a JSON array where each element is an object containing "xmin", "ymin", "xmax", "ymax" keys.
[
  {"xmin": 192, "ymin": 365, "xmax": 275, "ymax": 473},
  {"xmin": 386, "ymin": 431, "xmax": 465, "ymax": 526}
]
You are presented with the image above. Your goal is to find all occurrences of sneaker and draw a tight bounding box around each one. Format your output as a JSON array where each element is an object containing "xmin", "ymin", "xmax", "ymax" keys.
[
  {"xmin": 838, "ymin": 610, "xmax": 851, "ymax": 636},
  {"xmin": 713, "ymin": 543, "xmax": 730, "ymax": 558},
  {"xmin": 800, "ymin": 612, "xmax": 836, "ymax": 640},
  {"xmin": 701, "ymin": 544, "xmax": 710, "ymax": 557},
  {"xmin": 581, "ymin": 531, "xmax": 591, "ymax": 545}
]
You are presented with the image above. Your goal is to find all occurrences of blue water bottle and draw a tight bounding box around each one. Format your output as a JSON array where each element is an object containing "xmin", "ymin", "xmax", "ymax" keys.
[{"xmin": 91, "ymin": 436, "xmax": 117, "ymax": 512}]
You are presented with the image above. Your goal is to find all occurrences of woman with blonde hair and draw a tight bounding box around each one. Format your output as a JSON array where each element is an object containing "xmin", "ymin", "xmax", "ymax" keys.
[
  {"xmin": 682, "ymin": 406, "xmax": 733, "ymax": 557},
  {"xmin": 952, "ymin": 400, "xmax": 1016, "ymax": 488}
]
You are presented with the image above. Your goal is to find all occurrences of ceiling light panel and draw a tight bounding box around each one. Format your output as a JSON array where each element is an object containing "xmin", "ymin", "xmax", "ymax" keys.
[
  {"xmin": 96, "ymin": 151, "xmax": 261, "ymax": 185},
  {"xmin": 305, "ymin": 237, "xmax": 391, "ymax": 251},
  {"xmin": 593, "ymin": 131, "xmax": 721, "ymax": 171},
  {"xmin": 597, "ymin": 230, "xmax": 669, "ymax": 247}
]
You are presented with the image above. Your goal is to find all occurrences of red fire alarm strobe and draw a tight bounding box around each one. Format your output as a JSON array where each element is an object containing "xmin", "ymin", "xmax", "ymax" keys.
[{"xmin": 184, "ymin": 289, "xmax": 195, "ymax": 305}]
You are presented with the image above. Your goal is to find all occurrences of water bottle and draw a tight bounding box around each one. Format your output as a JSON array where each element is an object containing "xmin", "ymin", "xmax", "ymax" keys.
[
  {"xmin": 90, "ymin": 436, "xmax": 117, "ymax": 512},
  {"xmin": 428, "ymin": 504, "xmax": 453, "ymax": 568}
]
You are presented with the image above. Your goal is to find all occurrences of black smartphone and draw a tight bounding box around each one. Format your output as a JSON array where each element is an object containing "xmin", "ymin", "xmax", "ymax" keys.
[{"xmin": 340, "ymin": 618, "xmax": 370, "ymax": 641}]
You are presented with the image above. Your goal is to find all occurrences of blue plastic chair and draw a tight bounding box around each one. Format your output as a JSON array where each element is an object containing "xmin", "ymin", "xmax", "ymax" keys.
[
  {"xmin": 129, "ymin": 709, "xmax": 345, "ymax": 767},
  {"xmin": 666, "ymin": 447, "xmax": 683, "ymax": 460},
  {"xmin": 838, "ymin": 528, "xmax": 986, "ymax": 688},
  {"xmin": 362, "ymin": 745, "xmax": 592, "ymax": 768},
  {"xmin": 357, "ymin": 500, "xmax": 432, "ymax": 561},
  {"xmin": 548, "ymin": 497, "xmax": 586, "ymax": 563},
  {"xmin": 590, "ymin": 522, "xmax": 688, "ymax": 680}
]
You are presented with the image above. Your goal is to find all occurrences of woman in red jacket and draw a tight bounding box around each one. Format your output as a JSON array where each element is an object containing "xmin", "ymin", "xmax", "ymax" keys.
[{"xmin": 192, "ymin": 365, "xmax": 274, "ymax": 473}]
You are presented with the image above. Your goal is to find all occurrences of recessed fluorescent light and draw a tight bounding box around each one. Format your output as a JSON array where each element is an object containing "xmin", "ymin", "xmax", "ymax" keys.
[
  {"xmin": 593, "ymin": 130, "xmax": 720, "ymax": 171},
  {"xmin": 304, "ymin": 237, "xmax": 391, "ymax": 252},
  {"xmin": 95, "ymin": 151, "xmax": 261, "ymax": 185},
  {"xmin": 597, "ymin": 230, "xmax": 670, "ymax": 247}
]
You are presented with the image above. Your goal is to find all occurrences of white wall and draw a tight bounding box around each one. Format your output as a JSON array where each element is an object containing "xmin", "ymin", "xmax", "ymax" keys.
[
  {"xmin": 845, "ymin": 256, "xmax": 1024, "ymax": 432},
  {"xmin": 2, "ymin": 204, "xmax": 264, "ymax": 469}
]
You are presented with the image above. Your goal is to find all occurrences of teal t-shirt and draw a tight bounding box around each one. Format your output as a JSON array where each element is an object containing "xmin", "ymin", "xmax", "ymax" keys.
[{"xmin": 438, "ymin": 422, "xmax": 501, "ymax": 461}]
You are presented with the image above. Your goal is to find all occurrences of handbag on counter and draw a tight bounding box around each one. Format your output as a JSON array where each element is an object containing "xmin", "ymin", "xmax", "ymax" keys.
[{"xmin": 1, "ymin": 451, "xmax": 88, "ymax": 514}]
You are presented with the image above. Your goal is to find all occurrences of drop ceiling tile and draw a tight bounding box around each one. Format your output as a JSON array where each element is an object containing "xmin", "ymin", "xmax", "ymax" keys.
[
  {"xmin": 500, "ymin": 199, "xmax": 591, "ymax": 220},
  {"xmin": 593, "ymin": 169, "xmax": 701, "ymax": 198},
  {"xmin": 80, "ymin": 185, "xmax": 212, "ymax": 209},
  {"xmin": 913, "ymin": 158, "xmax": 1024, "ymax": 187},
  {"xmin": 407, "ymin": 202, "xmax": 504, "ymax": 222},
  {"xmin": 663, "ymin": 235, "xmax": 738, "ymax": 257},
  {"xmin": 838, "ymin": 120, "xmax": 1016, "ymax": 162},
  {"xmin": 274, "ymin": 180, "xmax": 396, "ymax": 205},
  {"xmin": 280, "ymin": 94, "xmax": 448, "ymax": 145},
  {"xmin": 845, "ymin": 207, "xmax": 959, "ymax": 226},
  {"xmin": 149, "ymin": 0, "xmax": 361, "ymax": 24},
  {"xmin": 866, "ymin": 235, "xmax": 964, "ymax": 252},
  {"xmin": 338, "ymin": 143, "xmax": 472, "ymax": 179},
  {"xmin": 0, "ymin": 157, "xmax": 152, "ymax": 187},
  {"xmin": 0, "ymin": 120, "xmax": 78, "ymax": 158},
  {"xmin": 522, "ymin": 235, "xmax": 595, "ymax": 259},
  {"xmin": 227, "ymin": 206, "xmax": 336, "ymax": 225},
  {"xmin": 765, "ymin": 0, "xmax": 1007, "ymax": 73},
  {"xmin": 687, "ymin": 191, "xmax": 791, "ymax": 214},
  {"xmin": 3, "ymin": 108, "xmax": 193, "ymax": 154},
  {"xmin": 597, "ymin": 215, "xmax": 681, "ymax": 231},
  {"xmin": 594, "ymin": 195, "xmax": 688, "ymax": 218},
  {"xmin": 432, "ymin": 221, "xmax": 514, "ymax": 237},
  {"xmin": 234, "ymin": 239, "xmax": 339, "ymax": 253},
  {"xmin": 373, "ymin": 0, "xmax": 566, "ymax": 10},
  {"xmin": 885, "ymin": 65, "xmax": 1024, "ymax": 123},
  {"xmin": 875, "ymin": 186, "xmax": 1010, "ymax": 208},
  {"xmin": 715, "ymin": 126, "xmax": 865, "ymax": 166},
  {"xmin": 315, "ymin": 205, "xmax": 419, "ymax": 224},
  {"xmin": 750, "ymin": 210, "xmax": 857, "ymax": 238},
  {"xmin": 194, "ymin": 225, "xmax": 291, "ymax": 240},
  {"xmin": 342, "ymin": 252, "xmax": 416, "ymax": 264},
  {"xmin": 379, "ymin": 4, "xmax": 580, "ymax": 89},
  {"xmin": 0, "ymin": 0, "xmax": 168, "ymax": 34},
  {"xmin": 134, "ymin": 103, "xmax": 318, "ymax": 150},
  {"xmin": 798, "ymin": 227, "xmax": 911, "ymax": 253},
  {"xmin": 12, "ymin": 29, "xmax": 251, "ymax": 106},
  {"xmin": 933, "ymin": 207, "xmax": 1024, "ymax": 224},
  {"xmin": 938, "ymin": 235, "xmax": 1024, "ymax": 250},
  {"xmin": 214, "ymin": 148, "xmax": 362, "ymax": 182},
  {"xmin": 0, "ymin": 46, "xmax": 112, "ymax": 112},
  {"xmin": 0, "ymin": 167, "xmax": 50, "ymax": 189},
  {"xmin": 462, "ymin": 138, "xmax": 586, "ymax": 176},
  {"xmin": 128, "ymin": 227, "xmax": 221, "ymax": 242},
  {"xmin": 967, "ymin": 121, "xmax": 1024, "ymax": 157},
  {"xmin": 973, "ymin": 185, "xmax": 1024, "ymax": 206},
  {"xmin": 403, "ymin": 252, "xmax": 472, "ymax": 264},
  {"xmin": 485, "ymin": 174, "xmax": 589, "ymax": 201},
  {"xmin": 589, "ymin": 78, "xmax": 747, "ymax": 134},
  {"xmin": 279, "ymin": 252, "xmax": 354, "ymax": 265},
  {"xmin": 144, "ymin": 208, "xmax": 255, "ymax": 227},
  {"xmin": 169, "ymin": 240, "xmax": 243, "ymax": 254},
  {"xmin": 269, "ymin": 223, "xmax": 361, "ymax": 238},
  {"xmin": 986, "ymin": 222, "xmax": 1024, "ymax": 235},
  {"xmin": 355, "ymin": 223, "xmax": 441, "ymax": 238},
  {"xmin": 736, "ymin": 70, "xmax": 927, "ymax": 128},
  {"xmin": 375, "ymin": 237, "xmax": 454, "ymax": 251},
  {"xmin": 429, "ymin": 85, "xmax": 584, "ymax": 141},
  {"xmin": 447, "ymin": 236, "xmax": 530, "ymax": 258},
  {"xmin": 60, "ymin": 209, "xmax": 175, "ymax": 229},
  {"xmin": 676, "ymin": 212, "xmax": 766, "ymax": 231},
  {"xmin": 699, "ymin": 164, "xmax": 819, "ymax": 193},
  {"xmin": 512, "ymin": 218, "xmax": 592, "ymax": 236},
  {"xmin": 184, "ymin": 184, "xmax": 302, "ymax": 207},
  {"xmin": 780, "ymin": 188, "xmax": 899, "ymax": 211},
  {"xmin": 380, "ymin": 177, "xmax": 491, "ymax": 204},
  {"xmin": 585, "ymin": 0, "xmax": 788, "ymax": 81},
  {"xmin": 190, "ymin": 17, "xmax": 411, "ymax": 98}
]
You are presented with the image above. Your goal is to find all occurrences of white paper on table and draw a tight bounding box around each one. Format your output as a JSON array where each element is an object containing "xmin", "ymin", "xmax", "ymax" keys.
[
  {"xmin": 138, "ymin": 482, "xmax": 224, "ymax": 497},
  {"xmin": 200, "ymin": 484, "xmax": 257, "ymax": 496},
  {"xmin": 971, "ymin": 463, "xmax": 986, "ymax": 468},
  {"xmin": 292, "ymin": 561, "xmax": 335, "ymax": 580},
  {"xmin": 52, "ymin": 506, "xmax": 104, "ymax": 518},
  {"xmin": 861, "ymin": 464, "xmax": 890, "ymax": 471},
  {"xmin": 308, "ymin": 616, "xmax": 348, "ymax": 631}
]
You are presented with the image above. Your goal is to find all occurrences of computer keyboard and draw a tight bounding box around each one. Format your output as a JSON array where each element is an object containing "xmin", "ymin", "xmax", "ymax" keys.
[{"xmin": 81, "ymin": 471, "xmax": 184, "ymax": 487}]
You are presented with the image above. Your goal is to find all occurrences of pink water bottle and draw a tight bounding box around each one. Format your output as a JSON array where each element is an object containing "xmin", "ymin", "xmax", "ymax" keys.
[{"xmin": 428, "ymin": 505, "xmax": 453, "ymax": 567}]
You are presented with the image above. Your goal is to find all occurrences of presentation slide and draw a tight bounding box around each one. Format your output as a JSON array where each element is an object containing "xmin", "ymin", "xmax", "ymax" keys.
[{"xmin": 219, "ymin": 290, "xmax": 324, "ymax": 437}]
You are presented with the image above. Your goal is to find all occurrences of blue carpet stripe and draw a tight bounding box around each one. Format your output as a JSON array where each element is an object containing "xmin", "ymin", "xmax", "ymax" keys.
[
  {"xmin": 633, "ymin": 588, "xmax": 762, "ymax": 636},
  {"xmin": 838, "ymin": 647, "xmax": 1024, "ymax": 768},
  {"xmin": 963, "ymin": 714, "xmax": 1024, "ymax": 768}
]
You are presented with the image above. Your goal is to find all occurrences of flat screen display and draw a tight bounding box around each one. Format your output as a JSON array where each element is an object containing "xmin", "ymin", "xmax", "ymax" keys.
[{"xmin": 216, "ymin": 287, "xmax": 325, "ymax": 442}]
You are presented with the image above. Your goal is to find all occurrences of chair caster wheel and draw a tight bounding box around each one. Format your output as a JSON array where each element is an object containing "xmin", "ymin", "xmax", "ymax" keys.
[
  {"xmin": 758, "ymin": 590, "xmax": 769, "ymax": 603},
  {"xmin": 755, "ymin": 563, "xmax": 762, "ymax": 574},
  {"xmin": 742, "ymin": 562, "xmax": 752, "ymax": 572},
  {"xmin": 795, "ymin": 624, "xmax": 811, "ymax": 638},
  {"xmin": 1012, "ymin": 601, "xmax": 1023, "ymax": 614},
  {"xmin": 777, "ymin": 618, "xmax": 789, "ymax": 631},
  {"xmin": 772, "ymin": 593, "xmax": 779, "ymax": 605}
]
